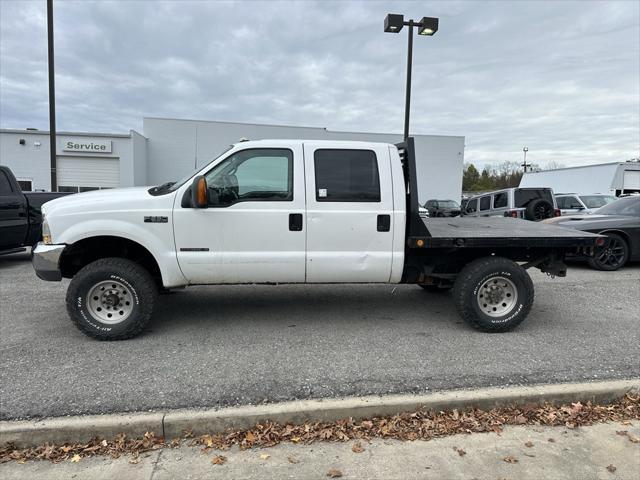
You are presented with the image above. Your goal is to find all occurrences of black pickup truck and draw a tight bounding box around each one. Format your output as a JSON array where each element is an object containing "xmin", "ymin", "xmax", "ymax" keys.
[{"xmin": 0, "ymin": 166, "xmax": 70, "ymax": 254}]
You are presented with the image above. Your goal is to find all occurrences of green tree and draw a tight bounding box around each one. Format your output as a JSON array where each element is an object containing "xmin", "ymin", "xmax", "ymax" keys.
[{"xmin": 462, "ymin": 163, "xmax": 480, "ymax": 191}]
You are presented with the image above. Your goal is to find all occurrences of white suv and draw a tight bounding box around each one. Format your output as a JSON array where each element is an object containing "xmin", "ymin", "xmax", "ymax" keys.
[
  {"xmin": 464, "ymin": 188, "xmax": 559, "ymax": 221},
  {"xmin": 555, "ymin": 194, "xmax": 617, "ymax": 215}
]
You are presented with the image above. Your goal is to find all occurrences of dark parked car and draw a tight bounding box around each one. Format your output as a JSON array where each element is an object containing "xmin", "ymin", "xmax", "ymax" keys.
[
  {"xmin": 424, "ymin": 199, "xmax": 461, "ymax": 217},
  {"xmin": 543, "ymin": 196, "xmax": 640, "ymax": 270},
  {"xmin": 0, "ymin": 166, "xmax": 71, "ymax": 254}
]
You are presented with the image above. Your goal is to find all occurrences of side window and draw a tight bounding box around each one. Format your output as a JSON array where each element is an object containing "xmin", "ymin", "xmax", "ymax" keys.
[
  {"xmin": 479, "ymin": 196, "xmax": 491, "ymax": 211},
  {"xmin": 204, "ymin": 148, "xmax": 293, "ymax": 206},
  {"xmin": 556, "ymin": 197, "xmax": 568, "ymax": 209},
  {"xmin": 0, "ymin": 171, "xmax": 15, "ymax": 195},
  {"xmin": 467, "ymin": 198, "xmax": 478, "ymax": 213},
  {"xmin": 314, "ymin": 149, "xmax": 380, "ymax": 202},
  {"xmin": 426, "ymin": 200, "xmax": 433, "ymax": 207},
  {"xmin": 493, "ymin": 192, "xmax": 508, "ymax": 208},
  {"xmin": 567, "ymin": 196, "xmax": 583, "ymax": 208}
]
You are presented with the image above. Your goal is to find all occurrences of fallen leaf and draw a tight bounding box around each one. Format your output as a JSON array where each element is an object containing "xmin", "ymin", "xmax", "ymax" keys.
[
  {"xmin": 260, "ymin": 453, "xmax": 270, "ymax": 460},
  {"xmin": 288, "ymin": 456, "xmax": 300, "ymax": 464},
  {"xmin": 129, "ymin": 457, "xmax": 139, "ymax": 464},
  {"xmin": 351, "ymin": 442, "xmax": 365, "ymax": 454},
  {"xmin": 211, "ymin": 455, "xmax": 227, "ymax": 465},
  {"xmin": 246, "ymin": 431, "xmax": 256, "ymax": 443},
  {"xmin": 70, "ymin": 454, "xmax": 81, "ymax": 463},
  {"xmin": 101, "ymin": 440, "xmax": 108, "ymax": 447},
  {"xmin": 327, "ymin": 468, "xmax": 343, "ymax": 478},
  {"xmin": 17, "ymin": 458, "xmax": 26, "ymax": 464},
  {"xmin": 291, "ymin": 437, "xmax": 301, "ymax": 443},
  {"xmin": 524, "ymin": 453, "xmax": 536, "ymax": 458},
  {"xmin": 453, "ymin": 446, "xmax": 466, "ymax": 456},
  {"xmin": 524, "ymin": 441, "xmax": 534, "ymax": 448},
  {"xmin": 503, "ymin": 456, "xmax": 518, "ymax": 464},
  {"xmin": 548, "ymin": 438, "xmax": 556, "ymax": 443},
  {"xmin": 606, "ymin": 464, "xmax": 616, "ymax": 473},
  {"xmin": 616, "ymin": 430, "xmax": 628, "ymax": 436},
  {"xmin": 627, "ymin": 433, "xmax": 639, "ymax": 443}
]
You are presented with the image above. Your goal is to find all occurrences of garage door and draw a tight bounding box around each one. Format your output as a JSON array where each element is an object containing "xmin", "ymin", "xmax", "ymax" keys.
[
  {"xmin": 623, "ymin": 170, "xmax": 640, "ymax": 191},
  {"xmin": 57, "ymin": 156, "xmax": 119, "ymax": 190}
]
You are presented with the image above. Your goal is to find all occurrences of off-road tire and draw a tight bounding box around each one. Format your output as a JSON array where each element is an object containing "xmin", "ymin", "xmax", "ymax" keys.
[
  {"xmin": 587, "ymin": 233, "xmax": 629, "ymax": 271},
  {"xmin": 453, "ymin": 257, "xmax": 534, "ymax": 332},
  {"xmin": 66, "ymin": 257, "xmax": 157, "ymax": 340},
  {"xmin": 525, "ymin": 199, "xmax": 553, "ymax": 221}
]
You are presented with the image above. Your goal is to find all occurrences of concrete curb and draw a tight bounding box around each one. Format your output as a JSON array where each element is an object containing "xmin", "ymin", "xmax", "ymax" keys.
[{"xmin": 1, "ymin": 379, "xmax": 638, "ymax": 447}]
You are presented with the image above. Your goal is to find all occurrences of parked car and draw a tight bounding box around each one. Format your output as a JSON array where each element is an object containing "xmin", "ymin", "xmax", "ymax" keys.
[
  {"xmin": 0, "ymin": 165, "xmax": 71, "ymax": 254},
  {"xmin": 32, "ymin": 139, "xmax": 600, "ymax": 340},
  {"xmin": 543, "ymin": 196, "xmax": 640, "ymax": 270},
  {"xmin": 464, "ymin": 187, "xmax": 560, "ymax": 221},
  {"xmin": 424, "ymin": 199, "xmax": 461, "ymax": 217},
  {"xmin": 555, "ymin": 193, "xmax": 617, "ymax": 215}
]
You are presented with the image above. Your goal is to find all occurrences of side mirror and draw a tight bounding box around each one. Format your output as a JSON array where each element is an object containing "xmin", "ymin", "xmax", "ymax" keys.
[{"xmin": 191, "ymin": 175, "xmax": 208, "ymax": 208}]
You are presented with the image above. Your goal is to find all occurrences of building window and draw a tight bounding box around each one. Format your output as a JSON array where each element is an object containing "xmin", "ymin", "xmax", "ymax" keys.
[
  {"xmin": 314, "ymin": 149, "xmax": 380, "ymax": 202},
  {"xmin": 58, "ymin": 186, "xmax": 111, "ymax": 193},
  {"xmin": 15, "ymin": 180, "xmax": 33, "ymax": 191}
]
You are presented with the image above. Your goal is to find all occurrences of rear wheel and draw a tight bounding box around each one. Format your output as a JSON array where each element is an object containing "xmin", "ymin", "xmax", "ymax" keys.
[
  {"xmin": 453, "ymin": 257, "xmax": 534, "ymax": 332},
  {"xmin": 66, "ymin": 257, "xmax": 157, "ymax": 340},
  {"xmin": 588, "ymin": 233, "xmax": 629, "ymax": 271}
]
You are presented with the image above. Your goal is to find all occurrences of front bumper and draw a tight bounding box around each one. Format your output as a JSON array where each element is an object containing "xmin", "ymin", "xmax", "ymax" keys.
[{"xmin": 32, "ymin": 242, "xmax": 65, "ymax": 281}]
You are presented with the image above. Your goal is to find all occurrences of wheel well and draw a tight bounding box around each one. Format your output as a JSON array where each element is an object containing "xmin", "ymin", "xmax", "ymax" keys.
[
  {"xmin": 598, "ymin": 230, "xmax": 630, "ymax": 247},
  {"xmin": 60, "ymin": 236, "xmax": 162, "ymax": 284}
]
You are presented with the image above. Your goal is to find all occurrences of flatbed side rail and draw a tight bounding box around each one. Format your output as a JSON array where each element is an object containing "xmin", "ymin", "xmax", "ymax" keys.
[{"xmin": 395, "ymin": 137, "xmax": 430, "ymax": 239}]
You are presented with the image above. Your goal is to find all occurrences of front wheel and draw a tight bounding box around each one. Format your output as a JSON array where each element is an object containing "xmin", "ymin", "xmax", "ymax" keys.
[
  {"xmin": 453, "ymin": 257, "xmax": 534, "ymax": 332},
  {"xmin": 66, "ymin": 258, "xmax": 158, "ymax": 340},
  {"xmin": 587, "ymin": 233, "xmax": 629, "ymax": 271}
]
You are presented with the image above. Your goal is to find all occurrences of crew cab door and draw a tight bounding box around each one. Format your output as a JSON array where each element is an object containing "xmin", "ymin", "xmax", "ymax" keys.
[
  {"xmin": 173, "ymin": 146, "xmax": 306, "ymax": 284},
  {"xmin": 303, "ymin": 144, "xmax": 394, "ymax": 282},
  {"xmin": 0, "ymin": 169, "xmax": 28, "ymax": 250}
]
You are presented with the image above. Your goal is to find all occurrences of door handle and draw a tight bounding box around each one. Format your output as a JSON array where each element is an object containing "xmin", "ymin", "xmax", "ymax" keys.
[
  {"xmin": 377, "ymin": 214, "xmax": 391, "ymax": 232},
  {"xmin": 289, "ymin": 213, "xmax": 303, "ymax": 231}
]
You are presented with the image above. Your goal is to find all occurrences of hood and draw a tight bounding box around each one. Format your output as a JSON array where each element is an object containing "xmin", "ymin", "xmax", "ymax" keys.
[
  {"xmin": 544, "ymin": 214, "xmax": 637, "ymax": 230},
  {"xmin": 42, "ymin": 187, "xmax": 157, "ymax": 216}
]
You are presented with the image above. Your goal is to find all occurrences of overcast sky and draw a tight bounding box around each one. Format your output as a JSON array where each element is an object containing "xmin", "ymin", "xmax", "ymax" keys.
[{"xmin": 1, "ymin": 0, "xmax": 638, "ymax": 168}]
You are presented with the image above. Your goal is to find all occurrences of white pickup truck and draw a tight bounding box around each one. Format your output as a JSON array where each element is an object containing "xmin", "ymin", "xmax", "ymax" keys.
[{"xmin": 33, "ymin": 138, "xmax": 602, "ymax": 340}]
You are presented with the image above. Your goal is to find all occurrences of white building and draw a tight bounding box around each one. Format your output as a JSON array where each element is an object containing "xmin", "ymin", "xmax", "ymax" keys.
[
  {"xmin": 519, "ymin": 161, "xmax": 640, "ymax": 196},
  {"xmin": 0, "ymin": 117, "xmax": 465, "ymax": 202}
]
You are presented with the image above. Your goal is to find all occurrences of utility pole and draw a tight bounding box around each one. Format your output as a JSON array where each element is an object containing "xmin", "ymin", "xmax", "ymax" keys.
[
  {"xmin": 47, "ymin": 0, "xmax": 57, "ymax": 191},
  {"xmin": 521, "ymin": 146, "xmax": 530, "ymax": 173}
]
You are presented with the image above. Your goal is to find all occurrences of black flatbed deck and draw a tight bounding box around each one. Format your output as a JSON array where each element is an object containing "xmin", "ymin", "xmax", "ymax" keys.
[{"xmin": 410, "ymin": 217, "xmax": 601, "ymax": 249}]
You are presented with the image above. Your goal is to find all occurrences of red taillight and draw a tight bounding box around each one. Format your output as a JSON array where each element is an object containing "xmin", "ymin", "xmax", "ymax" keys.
[
  {"xmin": 504, "ymin": 210, "xmax": 519, "ymax": 218},
  {"xmin": 596, "ymin": 237, "xmax": 605, "ymax": 246},
  {"xmin": 554, "ymin": 208, "xmax": 561, "ymax": 217}
]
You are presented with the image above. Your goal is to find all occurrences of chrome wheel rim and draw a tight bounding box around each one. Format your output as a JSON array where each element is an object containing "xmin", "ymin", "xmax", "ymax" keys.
[
  {"xmin": 477, "ymin": 276, "xmax": 518, "ymax": 317},
  {"xmin": 87, "ymin": 280, "xmax": 134, "ymax": 324},
  {"xmin": 595, "ymin": 238, "xmax": 626, "ymax": 268}
]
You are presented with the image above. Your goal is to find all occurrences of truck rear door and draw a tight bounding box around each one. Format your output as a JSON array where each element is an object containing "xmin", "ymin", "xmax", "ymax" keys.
[
  {"xmin": 0, "ymin": 168, "xmax": 28, "ymax": 250},
  {"xmin": 303, "ymin": 144, "xmax": 395, "ymax": 282}
]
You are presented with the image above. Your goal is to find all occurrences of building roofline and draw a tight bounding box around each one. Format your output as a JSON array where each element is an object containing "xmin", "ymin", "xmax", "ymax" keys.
[
  {"xmin": 523, "ymin": 160, "xmax": 640, "ymax": 173},
  {"xmin": 143, "ymin": 116, "xmax": 464, "ymax": 140},
  {"xmin": 0, "ymin": 128, "xmax": 133, "ymax": 138}
]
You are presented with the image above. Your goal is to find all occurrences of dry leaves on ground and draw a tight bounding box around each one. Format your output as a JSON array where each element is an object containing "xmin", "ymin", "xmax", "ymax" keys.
[
  {"xmin": 259, "ymin": 453, "xmax": 270, "ymax": 460},
  {"xmin": 287, "ymin": 456, "xmax": 300, "ymax": 464},
  {"xmin": 351, "ymin": 442, "xmax": 365, "ymax": 453},
  {"xmin": 503, "ymin": 456, "xmax": 518, "ymax": 464},
  {"xmin": 211, "ymin": 455, "xmax": 227, "ymax": 465},
  {"xmin": 453, "ymin": 446, "xmax": 466, "ymax": 456},
  {"xmin": 524, "ymin": 441, "xmax": 534, "ymax": 448},
  {"xmin": 2, "ymin": 394, "xmax": 638, "ymax": 464},
  {"xmin": 327, "ymin": 468, "xmax": 343, "ymax": 478},
  {"xmin": 606, "ymin": 464, "xmax": 617, "ymax": 473}
]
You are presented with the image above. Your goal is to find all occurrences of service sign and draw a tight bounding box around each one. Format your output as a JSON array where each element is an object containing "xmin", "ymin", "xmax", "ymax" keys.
[{"xmin": 62, "ymin": 139, "xmax": 112, "ymax": 153}]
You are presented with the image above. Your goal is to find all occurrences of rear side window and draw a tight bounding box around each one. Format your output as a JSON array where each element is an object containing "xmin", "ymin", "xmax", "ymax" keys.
[
  {"xmin": 0, "ymin": 171, "xmax": 14, "ymax": 194},
  {"xmin": 467, "ymin": 198, "xmax": 478, "ymax": 212},
  {"xmin": 314, "ymin": 149, "xmax": 380, "ymax": 202},
  {"xmin": 515, "ymin": 189, "xmax": 553, "ymax": 208},
  {"xmin": 493, "ymin": 192, "xmax": 508, "ymax": 208},
  {"xmin": 479, "ymin": 196, "xmax": 491, "ymax": 210}
]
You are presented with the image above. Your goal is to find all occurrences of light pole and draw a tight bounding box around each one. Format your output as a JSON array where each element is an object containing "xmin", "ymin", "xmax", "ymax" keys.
[
  {"xmin": 47, "ymin": 0, "xmax": 57, "ymax": 191},
  {"xmin": 384, "ymin": 14, "xmax": 439, "ymax": 141},
  {"xmin": 521, "ymin": 146, "xmax": 530, "ymax": 173}
]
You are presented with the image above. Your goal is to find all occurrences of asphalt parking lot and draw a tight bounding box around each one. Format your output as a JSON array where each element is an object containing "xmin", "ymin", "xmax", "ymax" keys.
[{"xmin": 1, "ymin": 251, "xmax": 638, "ymax": 421}]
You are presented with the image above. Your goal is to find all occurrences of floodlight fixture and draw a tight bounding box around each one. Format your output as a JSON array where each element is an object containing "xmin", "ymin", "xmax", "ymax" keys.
[
  {"xmin": 384, "ymin": 14, "xmax": 404, "ymax": 33},
  {"xmin": 418, "ymin": 17, "xmax": 439, "ymax": 36}
]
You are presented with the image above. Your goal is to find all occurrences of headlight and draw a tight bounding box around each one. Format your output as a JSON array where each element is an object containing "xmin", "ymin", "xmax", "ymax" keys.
[{"xmin": 42, "ymin": 215, "xmax": 52, "ymax": 244}]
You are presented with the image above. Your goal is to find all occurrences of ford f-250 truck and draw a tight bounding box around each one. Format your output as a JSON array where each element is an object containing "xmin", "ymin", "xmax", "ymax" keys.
[{"xmin": 32, "ymin": 138, "xmax": 602, "ymax": 340}]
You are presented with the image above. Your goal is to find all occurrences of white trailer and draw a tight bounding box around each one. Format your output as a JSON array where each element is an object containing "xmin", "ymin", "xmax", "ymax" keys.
[{"xmin": 519, "ymin": 161, "xmax": 640, "ymax": 196}]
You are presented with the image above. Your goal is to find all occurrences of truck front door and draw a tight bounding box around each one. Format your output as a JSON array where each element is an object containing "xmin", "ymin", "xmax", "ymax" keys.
[
  {"xmin": 0, "ymin": 169, "xmax": 28, "ymax": 251},
  {"xmin": 303, "ymin": 144, "xmax": 395, "ymax": 282},
  {"xmin": 173, "ymin": 146, "xmax": 306, "ymax": 284}
]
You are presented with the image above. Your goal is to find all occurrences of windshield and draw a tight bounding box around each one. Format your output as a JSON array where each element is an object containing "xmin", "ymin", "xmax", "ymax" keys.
[
  {"xmin": 579, "ymin": 195, "xmax": 617, "ymax": 208},
  {"xmin": 595, "ymin": 196, "xmax": 640, "ymax": 216},
  {"xmin": 438, "ymin": 200, "xmax": 460, "ymax": 208},
  {"xmin": 148, "ymin": 145, "xmax": 234, "ymax": 195}
]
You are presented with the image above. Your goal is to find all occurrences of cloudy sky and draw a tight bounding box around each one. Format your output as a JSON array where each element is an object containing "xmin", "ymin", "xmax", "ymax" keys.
[{"xmin": 1, "ymin": 0, "xmax": 638, "ymax": 168}]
